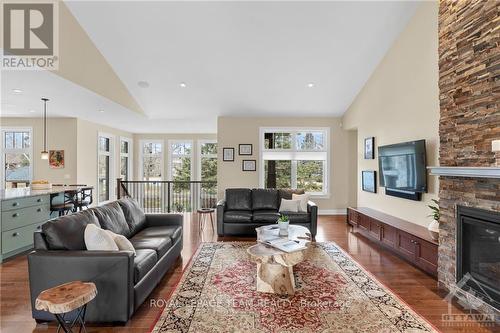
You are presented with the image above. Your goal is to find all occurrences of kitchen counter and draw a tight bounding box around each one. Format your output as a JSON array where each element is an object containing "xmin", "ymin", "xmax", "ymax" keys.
[{"xmin": 0, "ymin": 185, "xmax": 93, "ymax": 201}]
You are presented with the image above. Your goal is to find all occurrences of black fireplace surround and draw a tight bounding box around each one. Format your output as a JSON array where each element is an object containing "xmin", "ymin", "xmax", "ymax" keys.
[{"xmin": 456, "ymin": 205, "xmax": 500, "ymax": 310}]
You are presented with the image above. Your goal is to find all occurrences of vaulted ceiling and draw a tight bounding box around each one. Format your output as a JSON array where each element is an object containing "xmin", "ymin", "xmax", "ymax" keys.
[{"xmin": 1, "ymin": 1, "xmax": 419, "ymax": 133}]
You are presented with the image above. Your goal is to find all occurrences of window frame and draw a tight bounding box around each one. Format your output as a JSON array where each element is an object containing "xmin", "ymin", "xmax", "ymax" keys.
[
  {"xmin": 138, "ymin": 139, "xmax": 164, "ymax": 181},
  {"xmin": 97, "ymin": 132, "xmax": 115, "ymax": 204},
  {"xmin": 259, "ymin": 127, "xmax": 330, "ymax": 197},
  {"xmin": 0, "ymin": 127, "xmax": 33, "ymax": 189},
  {"xmin": 197, "ymin": 139, "xmax": 217, "ymax": 181},
  {"xmin": 168, "ymin": 139, "xmax": 193, "ymax": 181},
  {"xmin": 119, "ymin": 136, "xmax": 133, "ymax": 181}
]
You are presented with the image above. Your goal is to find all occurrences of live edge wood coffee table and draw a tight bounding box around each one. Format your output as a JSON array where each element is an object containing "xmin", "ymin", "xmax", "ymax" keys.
[
  {"xmin": 35, "ymin": 281, "xmax": 97, "ymax": 333},
  {"xmin": 247, "ymin": 225, "xmax": 312, "ymax": 296}
]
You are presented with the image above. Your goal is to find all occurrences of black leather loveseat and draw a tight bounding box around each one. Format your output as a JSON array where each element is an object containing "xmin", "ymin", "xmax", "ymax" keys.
[
  {"xmin": 217, "ymin": 188, "xmax": 317, "ymax": 237},
  {"xmin": 28, "ymin": 197, "xmax": 182, "ymax": 323}
]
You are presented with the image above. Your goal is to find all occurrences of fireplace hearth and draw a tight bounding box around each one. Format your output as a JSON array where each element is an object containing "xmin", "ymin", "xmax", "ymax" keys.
[{"xmin": 457, "ymin": 206, "xmax": 500, "ymax": 310}]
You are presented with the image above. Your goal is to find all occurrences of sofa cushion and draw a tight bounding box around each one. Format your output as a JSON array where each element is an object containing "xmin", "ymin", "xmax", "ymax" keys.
[
  {"xmin": 224, "ymin": 210, "xmax": 252, "ymax": 223},
  {"xmin": 91, "ymin": 202, "xmax": 131, "ymax": 237},
  {"xmin": 84, "ymin": 224, "xmax": 119, "ymax": 251},
  {"xmin": 252, "ymin": 210, "xmax": 280, "ymax": 223},
  {"xmin": 133, "ymin": 226, "xmax": 182, "ymax": 243},
  {"xmin": 252, "ymin": 189, "xmax": 279, "ymax": 210},
  {"xmin": 129, "ymin": 234, "xmax": 172, "ymax": 258},
  {"xmin": 225, "ymin": 188, "xmax": 252, "ymax": 211},
  {"xmin": 42, "ymin": 210, "xmax": 100, "ymax": 250},
  {"xmin": 284, "ymin": 212, "xmax": 311, "ymax": 224},
  {"xmin": 118, "ymin": 197, "xmax": 146, "ymax": 236},
  {"xmin": 133, "ymin": 249, "xmax": 157, "ymax": 284},
  {"xmin": 278, "ymin": 188, "xmax": 305, "ymax": 200}
]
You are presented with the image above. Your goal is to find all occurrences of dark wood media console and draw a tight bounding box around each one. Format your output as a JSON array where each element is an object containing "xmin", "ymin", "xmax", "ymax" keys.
[{"xmin": 347, "ymin": 207, "xmax": 438, "ymax": 278}]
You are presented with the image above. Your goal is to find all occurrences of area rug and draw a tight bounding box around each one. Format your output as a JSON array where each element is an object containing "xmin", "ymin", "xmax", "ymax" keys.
[{"xmin": 151, "ymin": 242, "xmax": 437, "ymax": 333}]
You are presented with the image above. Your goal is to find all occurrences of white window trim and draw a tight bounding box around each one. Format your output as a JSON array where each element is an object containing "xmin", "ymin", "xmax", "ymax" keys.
[
  {"xmin": 259, "ymin": 127, "xmax": 330, "ymax": 198},
  {"xmin": 138, "ymin": 139, "xmax": 164, "ymax": 181},
  {"xmin": 197, "ymin": 139, "xmax": 217, "ymax": 181},
  {"xmin": 0, "ymin": 127, "xmax": 33, "ymax": 189},
  {"xmin": 97, "ymin": 132, "xmax": 115, "ymax": 204},
  {"xmin": 119, "ymin": 136, "xmax": 133, "ymax": 181},
  {"xmin": 168, "ymin": 139, "xmax": 194, "ymax": 181}
]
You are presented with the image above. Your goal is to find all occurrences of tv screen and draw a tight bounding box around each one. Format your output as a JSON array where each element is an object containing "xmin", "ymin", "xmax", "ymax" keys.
[{"xmin": 378, "ymin": 140, "xmax": 427, "ymax": 193}]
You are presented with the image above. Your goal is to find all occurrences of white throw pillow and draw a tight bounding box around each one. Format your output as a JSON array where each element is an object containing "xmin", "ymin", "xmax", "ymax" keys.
[
  {"xmin": 105, "ymin": 230, "xmax": 136, "ymax": 255},
  {"xmin": 292, "ymin": 193, "xmax": 310, "ymax": 212},
  {"xmin": 84, "ymin": 224, "xmax": 119, "ymax": 251},
  {"xmin": 279, "ymin": 198, "xmax": 300, "ymax": 213}
]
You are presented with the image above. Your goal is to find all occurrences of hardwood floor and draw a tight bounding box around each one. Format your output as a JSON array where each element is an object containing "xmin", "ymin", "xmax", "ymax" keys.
[{"xmin": 0, "ymin": 214, "xmax": 497, "ymax": 333}]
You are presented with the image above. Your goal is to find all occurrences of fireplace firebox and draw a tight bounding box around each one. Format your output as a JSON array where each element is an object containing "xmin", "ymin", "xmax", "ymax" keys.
[{"xmin": 456, "ymin": 206, "xmax": 500, "ymax": 310}]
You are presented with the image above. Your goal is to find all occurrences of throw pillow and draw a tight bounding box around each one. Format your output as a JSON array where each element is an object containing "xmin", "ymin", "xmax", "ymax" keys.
[
  {"xmin": 84, "ymin": 224, "xmax": 119, "ymax": 251},
  {"xmin": 105, "ymin": 230, "xmax": 136, "ymax": 255},
  {"xmin": 279, "ymin": 198, "xmax": 300, "ymax": 213},
  {"xmin": 292, "ymin": 193, "xmax": 310, "ymax": 212}
]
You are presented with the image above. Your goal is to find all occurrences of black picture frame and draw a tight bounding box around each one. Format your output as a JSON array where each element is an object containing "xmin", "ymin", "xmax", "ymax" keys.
[
  {"xmin": 364, "ymin": 137, "xmax": 375, "ymax": 159},
  {"xmin": 362, "ymin": 170, "xmax": 377, "ymax": 193},
  {"xmin": 242, "ymin": 159, "xmax": 256, "ymax": 171},
  {"xmin": 222, "ymin": 147, "xmax": 234, "ymax": 161},
  {"xmin": 239, "ymin": 144, "xmax": 253, "ymax": 155}
]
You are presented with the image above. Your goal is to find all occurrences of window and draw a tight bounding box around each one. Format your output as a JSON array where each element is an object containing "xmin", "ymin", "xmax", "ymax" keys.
[
  {"xmin": 1, "ymin": 128, "xmax": 33, "ymax": 189},
  {"xmin": 120, "ymin": 137, "xmax": 132, "ymax": 181},
  {"xmin": 198, "ymin": 140, "xmax": 217, "ymax": 208},
  {"xmin": 260, "ymin": 127, "xmax": 329, "ymax": 196},
  {"xmin": 169, "ymin": 140, "xmax": 193, "ymax": 181},
  {"xmin": 140, "ymin": 140, "xmax": 163, "ymax": 180},
  {"xmin": 98, "ymin": 133, "xmax": 114, "ymax": 203}
]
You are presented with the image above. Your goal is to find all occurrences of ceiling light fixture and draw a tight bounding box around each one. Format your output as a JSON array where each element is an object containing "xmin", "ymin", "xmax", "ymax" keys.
[
  {"xmin": 29, "ymin": 110, "xmax": 36, "ymax": 113},
  {"xmin": 307, "ymin": 83, "xmax": 315, "ymax": 88},
  {"xmin": 179, "ymin": 82, "xmax": 187, "ymax": 88},
  {"xmin": 41, "ymin": 98, "xmax": 49, "ymax": 160},
  {"xmin": 12, "ymin": 89, "xmax": 23, "ymax": 94},
  {"xmin": 137, "ymin": 81, "xmax": 150, "ymax": 88}
]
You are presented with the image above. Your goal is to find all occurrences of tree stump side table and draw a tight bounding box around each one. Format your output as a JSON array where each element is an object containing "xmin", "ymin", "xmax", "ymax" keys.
[{"xmin": 35, "ymin": 281, "xmax": 97, "ymax": 333}]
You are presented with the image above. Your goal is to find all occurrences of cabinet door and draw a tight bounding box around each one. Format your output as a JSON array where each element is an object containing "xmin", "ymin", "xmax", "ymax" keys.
[
  {"xmin": 358, "ymin": 214, "xmax": 370, "ymax": 231},
  {"xmin": 380, "ymin": 224, "xmax": 397, "ymax": 248},
  {"xmin": 395, "ymin": 230, "xmax": 417, "ymax": 262},
  {"xmin": 415, "ymin": 239, "xmax": 438, "ymax": 276},
  {"xmin": 348, "ymin": 209, "xmax": 359, "ymax": 226},
  {"xmin": 368, "ymin": 218, "xmax": 381, "ymax": 240}
]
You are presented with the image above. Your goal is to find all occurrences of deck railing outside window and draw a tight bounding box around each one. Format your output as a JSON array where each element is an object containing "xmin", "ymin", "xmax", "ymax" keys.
[{"xmin": 117, "ymin": 179, "xmax": 217, "ymax": 213}]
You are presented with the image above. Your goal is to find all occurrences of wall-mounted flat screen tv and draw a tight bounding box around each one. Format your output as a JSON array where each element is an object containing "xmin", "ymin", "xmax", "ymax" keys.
[{"xmin": 378, "ymin": 140, "xmax": 427, "ymax": 200}]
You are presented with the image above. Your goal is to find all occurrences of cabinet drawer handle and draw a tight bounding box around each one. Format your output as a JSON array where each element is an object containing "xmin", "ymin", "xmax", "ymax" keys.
[
  {"xmin": 37, "ymin": 225, "xmax": 42, "ymax": 230},
  {"xmin": 12, "ymin": 213, "xmax": 19, "ymax": 218},
  {"xmin": 37, "ymin": 198, "xmax": 43, "ymax": 202},
  {"xmin": 12, "ymin": 202, "xmax": 19, "ymax": 207},
  {"xmin": 12, "ymin": 232, "xmax": 20, "ymax": 237},
  {"xmin": 37, "ymin": 208, "xmax": 42, "ymax": 212}
]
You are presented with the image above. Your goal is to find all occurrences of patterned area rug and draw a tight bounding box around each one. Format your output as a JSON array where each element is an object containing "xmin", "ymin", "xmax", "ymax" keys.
[{"xmin": 151, "ymin": 242, "xmax": 437, "ymax": 333}]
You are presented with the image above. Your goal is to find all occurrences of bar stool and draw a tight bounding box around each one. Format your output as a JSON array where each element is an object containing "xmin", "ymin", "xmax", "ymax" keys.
[
  {"xmin": 50, "ymin": 190, "xmax": 77, "ymax": 216},
  {"xmin": 197, "ymin": 208, "xmax": 215, "ymax": 234},
  {"xmin": 72, "ymin": 186, "xmax": 93, "ymax": 211}
]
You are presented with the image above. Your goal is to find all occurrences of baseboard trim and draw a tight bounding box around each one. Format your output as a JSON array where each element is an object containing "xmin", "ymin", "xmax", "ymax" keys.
[{"xmin": 318, "ymin": 209, "xmax": 347, "ymax": 215}]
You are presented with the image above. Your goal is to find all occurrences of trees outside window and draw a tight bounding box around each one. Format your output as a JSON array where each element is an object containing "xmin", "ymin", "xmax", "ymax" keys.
[
  {"xmin": 199, "ymin": 141, "xmax": 217, "ymax": 208},
  {"xmin": 1, "ymin": 128, "xmax": 32, "ymax": 189},
  {"xmin": 261, "ymin": 128, "xmax": 328, "ymax": 196}
]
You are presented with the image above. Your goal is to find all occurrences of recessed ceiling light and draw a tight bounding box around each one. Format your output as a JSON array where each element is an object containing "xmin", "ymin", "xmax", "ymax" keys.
[
  {"xmin": 179, "ymin": 82, "xmax": 187, "ymax": 88},
  {"xmin": 12, "ymin": 88, "xmax": 23, "ymax": 94},
  {"xmin": 307, "ymin": 83, "xmax": 315, "ymax": 88},
  {"xmin": 137, "ymin": 81, "xmax": 149, "ymax": 88},
  {"xmin": 29, "ymin": 110, "xmax": 36, "ymax": 113}
]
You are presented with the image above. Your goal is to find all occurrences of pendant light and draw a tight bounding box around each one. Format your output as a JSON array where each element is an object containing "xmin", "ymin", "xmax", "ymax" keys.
[{"xmin": 41, "ymin": 98, "xmax": 49, "ymax": 160}]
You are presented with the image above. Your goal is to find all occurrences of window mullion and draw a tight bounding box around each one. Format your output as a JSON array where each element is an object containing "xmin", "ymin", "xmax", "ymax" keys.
[{"xmin": 291, "ymin": 160, "xmax": 297, "ymax": 189}]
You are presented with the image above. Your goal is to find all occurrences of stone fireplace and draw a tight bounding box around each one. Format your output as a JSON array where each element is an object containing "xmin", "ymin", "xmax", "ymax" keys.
[{"xmin": 437, "ymin": 0, "xmax": 500, "ymax": 313}]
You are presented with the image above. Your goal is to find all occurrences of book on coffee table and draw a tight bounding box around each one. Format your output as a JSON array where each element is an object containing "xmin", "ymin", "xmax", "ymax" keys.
[{"xmin": 258, "ymin": 237, "xmax": 307, "ymax": 253}]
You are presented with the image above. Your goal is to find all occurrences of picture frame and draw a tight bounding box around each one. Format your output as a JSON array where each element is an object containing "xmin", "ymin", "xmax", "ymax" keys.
[
  {"xmin": 239, "ymin": 144, "xmax": 252, "ymax": 156},
  {"xmin": 364, "ymin": 137, "xmax": 375, "ymax": 159},
  {"xmin": 223, "ymin": 147, "xmax": 235, "ymax": 161},
  {"xmin": 362, "ymin": 170, "xmax": 377, "ymax": 193},
  {"xmin": 242, "ymin": 159, "xmax": 256, "ymax": 171},
  {"xmin": 49, "ymin": 150, "xmax": 65, "ymax": 169}
]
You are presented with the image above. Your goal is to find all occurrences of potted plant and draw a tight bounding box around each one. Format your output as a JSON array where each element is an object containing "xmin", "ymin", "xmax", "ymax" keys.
[
  {"xmin": 427, "ymin": 199, "xmax": 440, "ymax": 241},
  {"xmin": 277, "ymin": 214, "xmax": 290, "ymax": 236}
]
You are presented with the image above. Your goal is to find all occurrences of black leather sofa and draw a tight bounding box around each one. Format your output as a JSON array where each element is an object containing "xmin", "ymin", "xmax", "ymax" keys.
[
  {"xmin": 217, "ymin": 188, "xmax": 317, "ymax": 237},
  {"xmin": 28, "ymin": 197, "xmax": 182, "ymax": 324}
]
